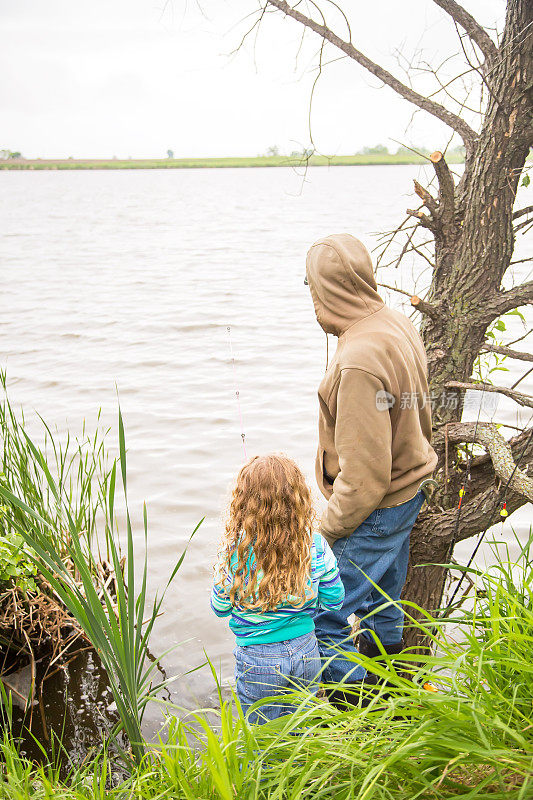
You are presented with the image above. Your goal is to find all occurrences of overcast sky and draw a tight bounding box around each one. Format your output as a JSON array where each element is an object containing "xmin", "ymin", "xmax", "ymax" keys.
[{"xmin": 1, "ymin": 0, "xmax": 504, "ymax": 158}]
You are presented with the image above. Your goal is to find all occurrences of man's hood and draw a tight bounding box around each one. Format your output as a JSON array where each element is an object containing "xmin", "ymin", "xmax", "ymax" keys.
[{"xmin": 306, "ymin": 233, "xmax": 384, "ymax": 336}]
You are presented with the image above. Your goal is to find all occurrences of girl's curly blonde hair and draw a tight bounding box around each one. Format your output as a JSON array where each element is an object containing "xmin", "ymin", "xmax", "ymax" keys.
[{"xmin": 219, "ymin": 454, "xmax": 315, "ymax": 612}]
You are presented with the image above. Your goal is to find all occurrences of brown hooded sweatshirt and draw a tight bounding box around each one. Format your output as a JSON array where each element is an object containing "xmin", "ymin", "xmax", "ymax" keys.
[{"xmin": 306, "ymin": 233, "xmax": 438, "ymax": 545}]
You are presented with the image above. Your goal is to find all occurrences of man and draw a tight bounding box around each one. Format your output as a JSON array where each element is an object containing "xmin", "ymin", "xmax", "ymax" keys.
[{"xmin": 305, "ymin": 233, "xmax": 437, "ymax": 690}]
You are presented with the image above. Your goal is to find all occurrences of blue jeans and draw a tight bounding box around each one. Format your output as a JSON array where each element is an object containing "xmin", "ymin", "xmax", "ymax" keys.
[
  {"xmin": 234, "ymin": 631, "xmax": 321, "ymax": 724},
  {"xmin": 315, "ymin": 490, "xmax": 425, "ymax": 684}
]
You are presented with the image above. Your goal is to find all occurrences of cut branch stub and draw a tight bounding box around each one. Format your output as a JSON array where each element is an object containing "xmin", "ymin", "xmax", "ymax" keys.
[
  {"xmin": 411, "ymin": 295, "xmax": 441, "ymax": 319},
  {"xmin": 406, "ymin": 208, "xmax": 436, "ymax": 230},
  {"xmin": 429, "ymin": 151, "xmax": 456, "ymax": 235},
  {"xmin": 414, "ymin": 180, "xmax": 438, "ymax": 218}
]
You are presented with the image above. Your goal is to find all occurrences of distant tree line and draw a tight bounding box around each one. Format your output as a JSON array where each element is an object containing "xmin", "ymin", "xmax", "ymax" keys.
[
  {"xmin": 260, "ymin": 143, "xmax": 466, "ymax": 159},
  {"xmin": 358, "ymin": 143, "xmax": 466, "ymax": 158}
]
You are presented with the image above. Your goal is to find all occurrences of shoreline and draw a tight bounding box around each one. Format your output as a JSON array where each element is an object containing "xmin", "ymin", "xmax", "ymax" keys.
[{"xmin": 0, "ymin": 154, "xmax": 466, "ymax": 170}]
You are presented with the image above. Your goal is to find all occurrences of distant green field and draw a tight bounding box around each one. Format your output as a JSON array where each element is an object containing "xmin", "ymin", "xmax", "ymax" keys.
[{"xmin": 1, "ymin": 153, "xmax": 466, "ymax": 170}]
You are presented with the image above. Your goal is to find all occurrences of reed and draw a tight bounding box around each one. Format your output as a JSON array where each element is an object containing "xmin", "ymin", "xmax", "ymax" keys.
[
  {"xmin": 0, "ymin": 370, "xmax": 108, "ymax": 569},
  {"xmin": 0, "ymin": 372, "xmax": 116, "ymax": 668},
  {"xmin": 0, "ymin": 399, "xmax": 200, "ymax": 765}
]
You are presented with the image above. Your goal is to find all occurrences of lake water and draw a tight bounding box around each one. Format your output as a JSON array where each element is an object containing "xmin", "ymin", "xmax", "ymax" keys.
[{"xmin": 0, "ymin": 165, "xmax": 530, "ymax": 745}]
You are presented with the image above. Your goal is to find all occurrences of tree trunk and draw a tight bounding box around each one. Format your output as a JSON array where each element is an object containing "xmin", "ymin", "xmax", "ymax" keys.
[
  {"xmin": 402, "ymin": 0, "xmax": 533, "ymax": 642},
  {"xmin": 261, "ymin": 0, "xmax": 533, "ymax": 643}
]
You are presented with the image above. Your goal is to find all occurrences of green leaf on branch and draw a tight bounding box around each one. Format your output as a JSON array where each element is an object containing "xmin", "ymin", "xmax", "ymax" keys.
[{"xmin": 506, "ymin": 308, "xmax": 526, "ymax": 323}]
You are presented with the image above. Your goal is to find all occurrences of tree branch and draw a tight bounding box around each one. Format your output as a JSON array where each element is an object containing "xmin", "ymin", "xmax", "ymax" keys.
[
  {"xmin": 481, "ymin": 343, "xmax": 533, "ymax": 362},
  {"xmin": 480, "ymin": 281, "xmax": 533, "ymax": 324},
  {"xmin": 377, "ymin": 283, "xmax": 442, "ymax": 318},
  {"xmin": 515, "ymin": 217, "xmax": 533, "ymax": 234},
  {"xmin": 406, "ymin": 207, "xmax": 436, "ymax": 230},
  {"xmin": 468, "ymin": 425, "xmax": 533, "ymax": 470},
  {"xmin": 265, "ymin": 0, "xmax": 478, "ymax": 148},
  {"xmin": 377, "ymin": 283, "xmax": 413, "ymax": 298},
  {"xmin": 415, "ymin": 422, "xmax": 533, "ymax": 555},
  {"xmin": 512, "ymin": 205, "xmax": 533, "ymax": 221},
  {"xmin": 434, "ymin": 421, "xmax": 533, "ymax": 501},
  {"xmin": 512, "ymin": 365, "xmax": 533, "ymax": 391},
  {"xmin": 423, "ymin": 481, "xmax": 530, "ymax": 546},
  {"xmin": 431, "ymin": 0, "xmax": 498, "ymax": 70},
  {"xmin": 445, "ymin": 380, "xmax": 533, "ymax": 409}
]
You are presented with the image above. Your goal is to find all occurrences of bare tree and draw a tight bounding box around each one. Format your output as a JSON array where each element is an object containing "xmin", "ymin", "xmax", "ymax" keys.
[{"xmin": 244, "ymin": 0, "xmax": 533, "ymax": 643}]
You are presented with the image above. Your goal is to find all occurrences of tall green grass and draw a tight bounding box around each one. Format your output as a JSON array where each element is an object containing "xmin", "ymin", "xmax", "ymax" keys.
[
  {"xmin": 0, "ymin": 398, "xmax": 201, "ymax": 765},
  {"xmin": 0, "ymin": 371, "xmax": 108, "ymax": 587},
  {"xmin": 1, "ymin": 531, "xmax": 530, "ymax": 798}
]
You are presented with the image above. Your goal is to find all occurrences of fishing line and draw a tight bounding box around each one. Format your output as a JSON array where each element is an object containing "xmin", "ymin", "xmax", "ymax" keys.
[
  {"xmin": 436, "ymin": 366, "xmax": 490, "ymax": 614},
  {"xmin": 444, "ymin": 422, "xmax": 533, "ymax": 614},
  {"xmin": 227, "ymin": 326, "xmax": 247, "ymax": 460}
]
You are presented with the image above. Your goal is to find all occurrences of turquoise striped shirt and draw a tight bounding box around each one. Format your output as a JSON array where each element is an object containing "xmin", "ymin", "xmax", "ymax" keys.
[{"xmin": 211, "ymin": 533, "xmax": 345, "ymax": 645}]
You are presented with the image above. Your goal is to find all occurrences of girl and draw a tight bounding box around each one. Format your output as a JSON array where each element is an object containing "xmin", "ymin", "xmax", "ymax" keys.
[{"xmin": 211, "ymin": 454, "xmax": 345, "ymax": 724}]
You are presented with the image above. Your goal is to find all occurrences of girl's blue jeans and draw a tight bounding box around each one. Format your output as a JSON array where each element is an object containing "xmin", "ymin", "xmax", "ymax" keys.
[
  {"xmin": 315, "ymin": 490, "xmax": 425, "ymax": 684},
  {"xmin": 234, "ymin": 631, "xmax": 321, "ymax": 724}
]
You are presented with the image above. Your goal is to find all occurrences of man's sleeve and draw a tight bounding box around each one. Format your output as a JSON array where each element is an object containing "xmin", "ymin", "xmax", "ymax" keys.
[{"xmin": 320, "ymin": 368, "xmax": 392, "ymax": 544}]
